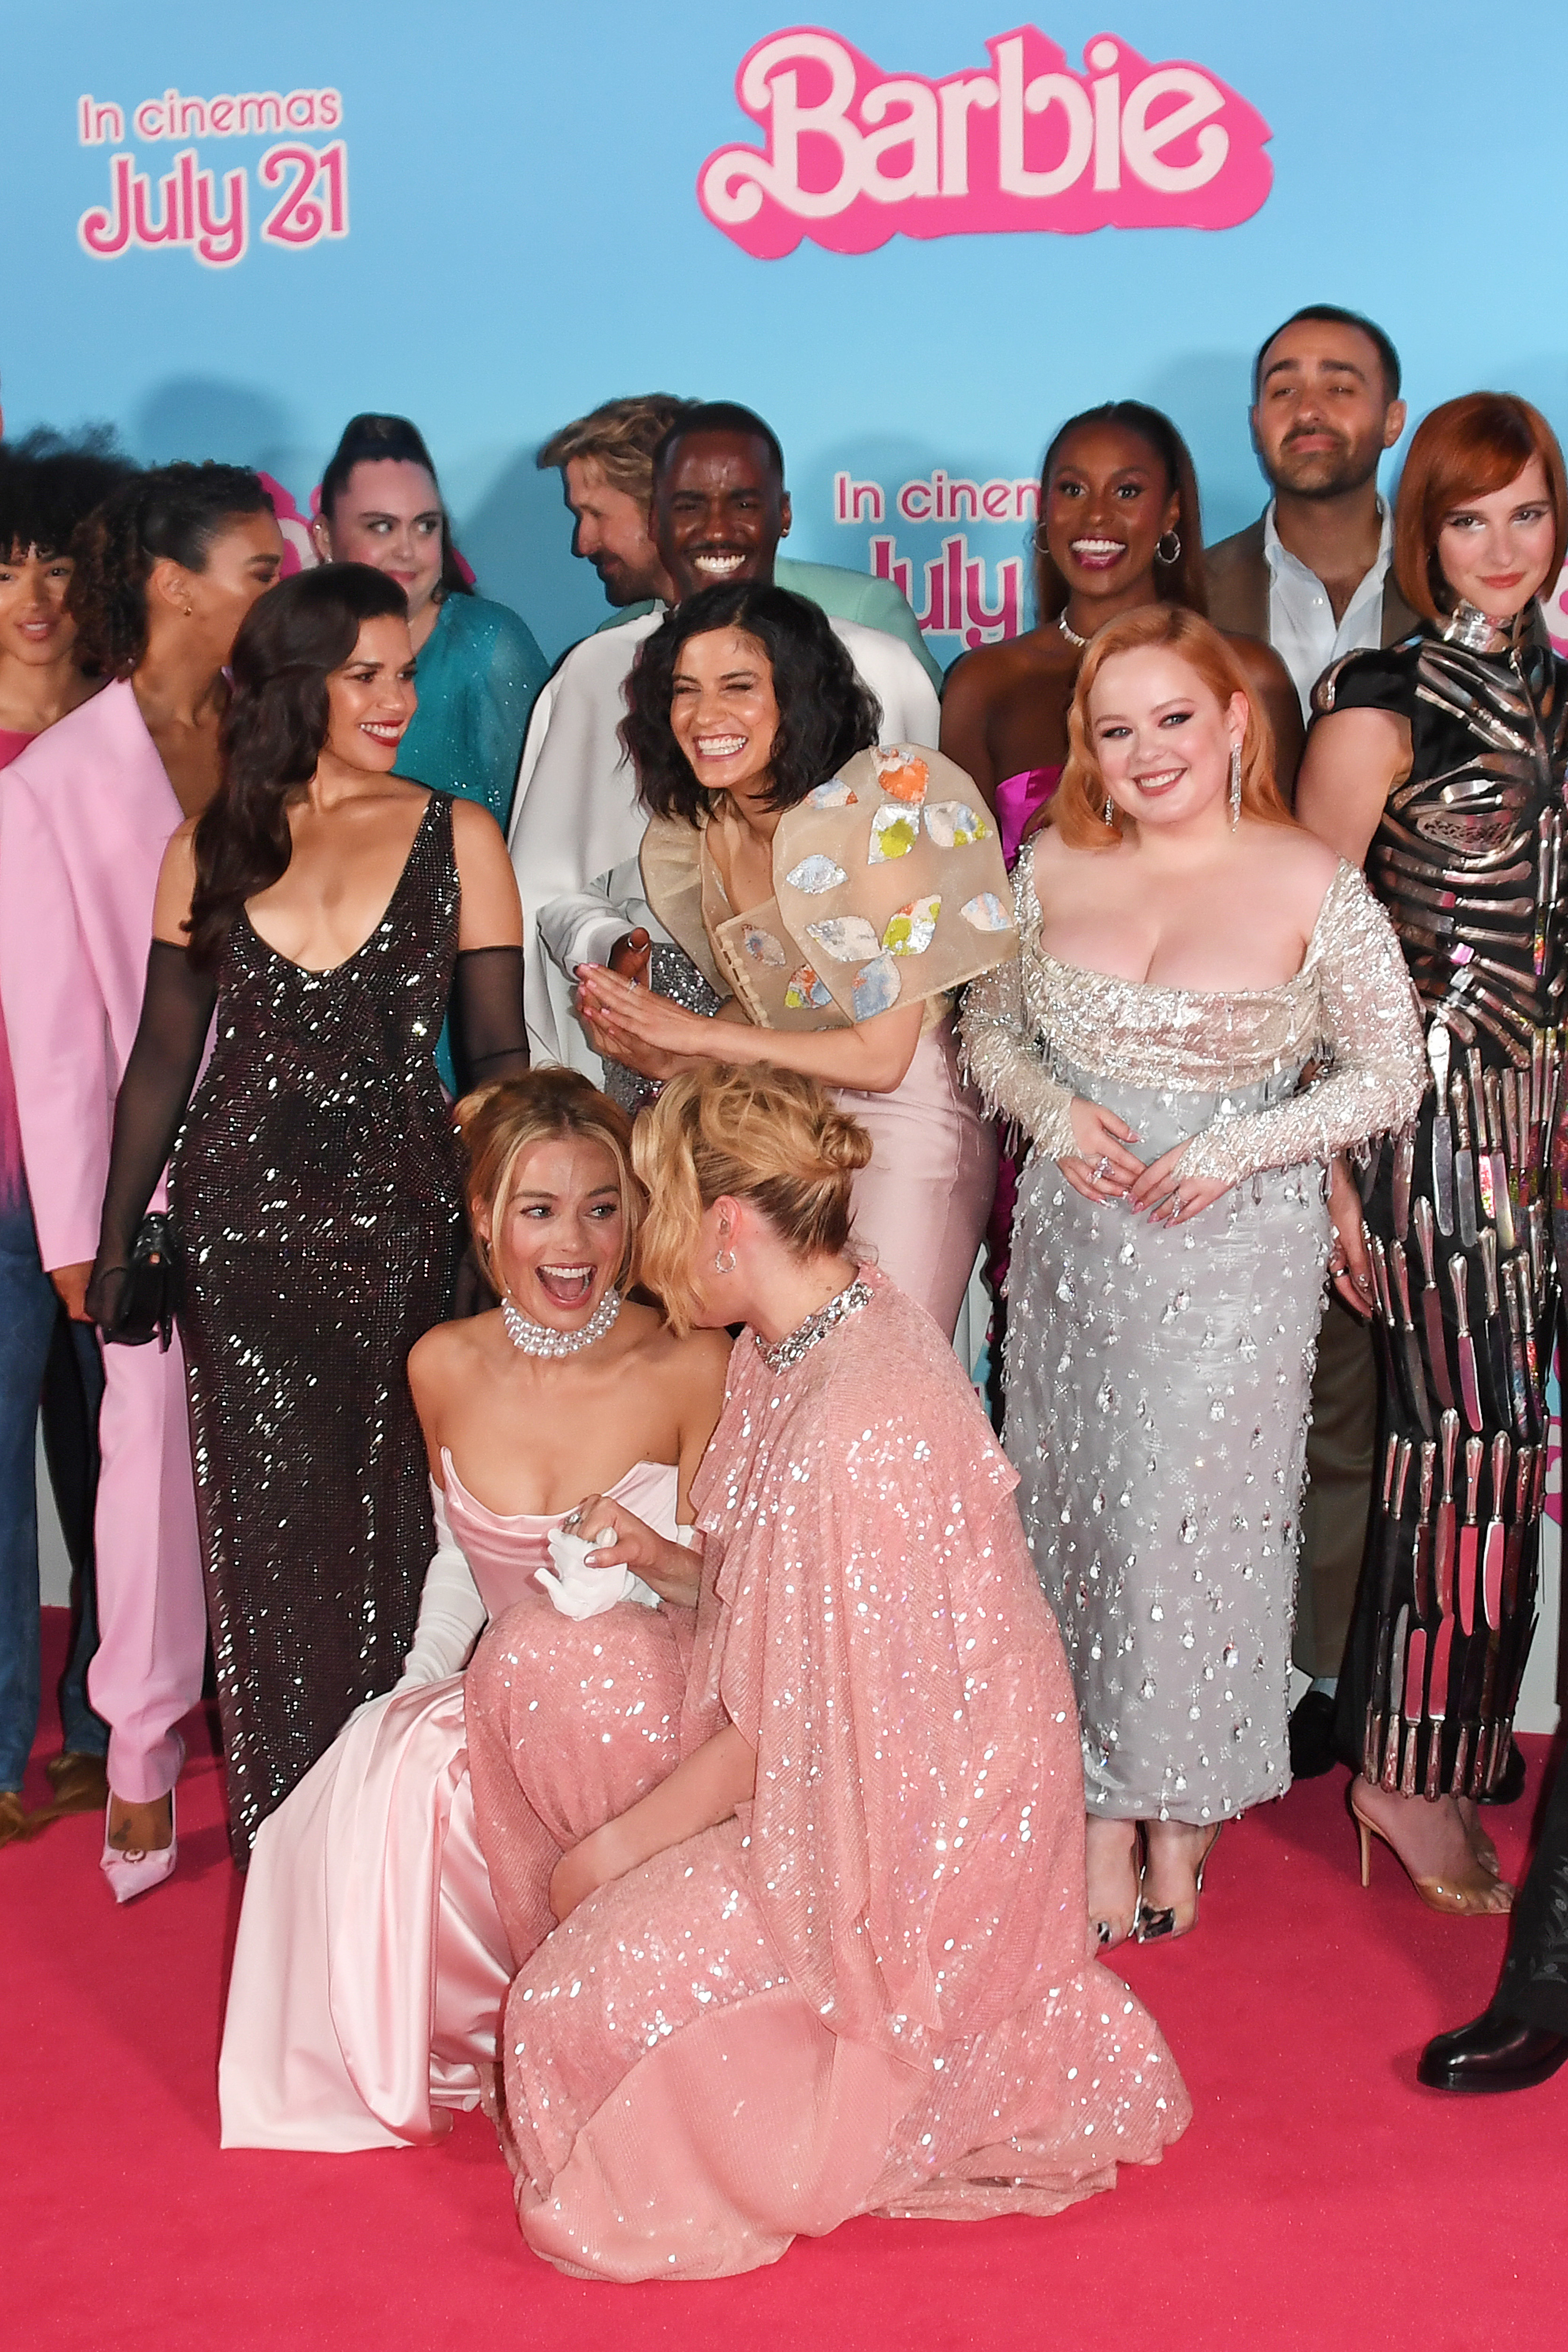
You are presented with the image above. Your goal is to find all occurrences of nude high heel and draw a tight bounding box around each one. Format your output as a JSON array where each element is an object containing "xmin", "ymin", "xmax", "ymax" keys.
[
  {"xmin": 1349, "ymin": 1786, "xmax": 1511, "ymax": 1917},
  {"xmin": 1137, "ymin": 1824, "xmax": 1222, "ymax": 1942},
  {"xmin": 100, "ymin": 1792, "xmax": 177, "ymax": 1905}
]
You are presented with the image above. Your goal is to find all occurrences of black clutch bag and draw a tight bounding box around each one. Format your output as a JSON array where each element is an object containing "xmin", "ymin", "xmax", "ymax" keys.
[{"xmin": 100, "ymin": 1212, "xmax": 183, "ymax": 1350}]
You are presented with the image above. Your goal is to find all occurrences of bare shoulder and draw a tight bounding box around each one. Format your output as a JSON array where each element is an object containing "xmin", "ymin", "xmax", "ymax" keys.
[
  {"xmin": 624, "ymin": 1308, "xmax": 732, "ymax": 1383},
  {"xmin": 407, "ymin": 1312, "xmax": 490, "ymax": 1398},
  {"xmin": 1226, "ymin": 631, "xmax": 1295, "ymax": 698},
  {"xmin": 1241, "ymin": 818, "xmax": 1340, "ymax": 919},
  {"xmin": 448, "ymin": 794, "xmax": 506, "ymax": 852}
]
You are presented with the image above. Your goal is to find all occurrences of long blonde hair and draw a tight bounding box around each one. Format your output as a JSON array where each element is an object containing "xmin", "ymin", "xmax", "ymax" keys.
[
  {"xmin": 1048, "ymin": 603, "xmax": 1289, "ymax": 850},
  {"xmin": 633, "ymin": 1064, "xmax": 871, "ymax": 1334},
  {"xmin": 456, "ymin": 1070, "xmax": 642, "ymax": 1294}
]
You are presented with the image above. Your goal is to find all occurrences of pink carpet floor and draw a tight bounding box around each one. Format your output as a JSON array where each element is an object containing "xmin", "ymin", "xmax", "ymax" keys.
[{"xmin": 4, "ymin": 1607, "xmax": 1562, "ymax": 2352}]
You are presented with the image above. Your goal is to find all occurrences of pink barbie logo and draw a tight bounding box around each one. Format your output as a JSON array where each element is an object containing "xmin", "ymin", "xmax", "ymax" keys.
[{"xmin": 699, "ymin": 25, "xmax": 1273, "ymax": 259}]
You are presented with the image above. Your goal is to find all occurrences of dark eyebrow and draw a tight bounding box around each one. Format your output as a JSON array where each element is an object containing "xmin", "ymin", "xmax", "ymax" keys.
[
  {"xmin": 354, "ymin": 507, "xmax": 443, "ymax": 525},
  {"xmin": 1261, "ymin": 354, "xmax": 1369, "ymax": 387}
]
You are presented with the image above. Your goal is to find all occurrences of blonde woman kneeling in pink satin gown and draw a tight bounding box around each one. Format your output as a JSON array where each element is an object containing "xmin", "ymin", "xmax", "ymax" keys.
[
  {"xmin": 218, "ymin": 1071, "xmax": 728, "ymax": 2150},
  {"xmin": 472, "ymin": 1063, "xmax": 1190, "ymax": 2280}
]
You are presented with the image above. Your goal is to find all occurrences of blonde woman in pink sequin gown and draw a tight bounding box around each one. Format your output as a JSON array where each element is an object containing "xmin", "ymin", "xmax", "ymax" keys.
[
  {"xmin": 218, "ymin": 1072, "xmax": 729, "ymax": 2150},
  {"xmin": 473, "ymin": 1064, "xmax": 1189, "ymax": 2281}
]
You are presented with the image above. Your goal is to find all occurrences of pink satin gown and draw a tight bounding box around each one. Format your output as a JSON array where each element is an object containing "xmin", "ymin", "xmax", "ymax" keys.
[
  {"xmin": 218, "ymin": 1456, "xmax": 689, "ymax": 2151},
  {"xmin": 481, "ymin": 1270, "xmax": 1189, "ymax": 2280}
]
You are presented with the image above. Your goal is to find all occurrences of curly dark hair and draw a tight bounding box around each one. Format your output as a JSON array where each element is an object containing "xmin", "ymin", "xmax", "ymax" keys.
[
  {"xmin": 1035, "ymin": 400, "xmax": 1209, "ymax": 623},
  {"xmin": 68, "ymin": 461, "xmax": 274, "ymax": 678},
  {"xmin": 318, "ymin": 413, "xmax": 473, "ymax": 603},
  {"xmin": 0, "ymin": 426, "xmax": 134, "ymax": 562},
  {"xmin": 621, "ymin": 582, "xmax": 880, "ymax": 826},
  {"xmin": 185, "ymin": 564, "xmax": 409, "ymax": 969}
]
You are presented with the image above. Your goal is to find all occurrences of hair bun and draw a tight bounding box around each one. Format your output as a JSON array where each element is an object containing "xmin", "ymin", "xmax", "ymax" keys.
[{"xmin": 816, "ymin": 1108, "xmax": 874, "ymax": 1177}]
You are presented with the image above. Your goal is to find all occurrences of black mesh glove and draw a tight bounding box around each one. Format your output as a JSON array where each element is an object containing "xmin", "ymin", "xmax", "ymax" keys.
[
  {"xmin": 451, "ymin": 945, "xmax": 529, "ymax": 1094},
  {"xmin": 86, "ymin": 941, "xmax": 216, "ymax": 1332}
]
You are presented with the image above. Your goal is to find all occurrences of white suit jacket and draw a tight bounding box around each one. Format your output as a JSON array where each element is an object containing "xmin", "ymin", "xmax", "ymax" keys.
[{"xmin": 508, "ymin": 611, "xmax": 940, "ymax": 1073}]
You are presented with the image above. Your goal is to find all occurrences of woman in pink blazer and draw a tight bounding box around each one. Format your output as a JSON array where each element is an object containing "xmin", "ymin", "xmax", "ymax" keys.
[{"xmin": 0, "ymin": 462, "xmax": 283, "ymax": 1898}]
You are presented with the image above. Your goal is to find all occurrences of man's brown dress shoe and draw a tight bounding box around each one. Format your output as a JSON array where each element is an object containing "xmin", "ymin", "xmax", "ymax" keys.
[
  {"xmin": 44, "ymin": 1753, "xmax": 111, "ymax": 1815},
  {"xmin": 0, "ymin": 1790, "xmax": 37, "ymax": 1849}
]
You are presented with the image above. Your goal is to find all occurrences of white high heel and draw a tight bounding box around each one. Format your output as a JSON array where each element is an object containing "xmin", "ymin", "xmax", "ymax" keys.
[{"xmin": 100, "ymin": 1792, "xmax": 177, "ymax": 1905}]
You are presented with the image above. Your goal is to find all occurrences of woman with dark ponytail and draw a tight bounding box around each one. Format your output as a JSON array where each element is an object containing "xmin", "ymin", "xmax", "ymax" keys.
[
  {"xmin": 87, "ymin": 562, "xmax": 529, "ymax": 1862},
  {"xmin": 0, "ymin": 461, "xmax": 281, "ymax": 1899},
  {"xmin": 311, "ymin": 413, "xmax": 547, "ymax": 833}
]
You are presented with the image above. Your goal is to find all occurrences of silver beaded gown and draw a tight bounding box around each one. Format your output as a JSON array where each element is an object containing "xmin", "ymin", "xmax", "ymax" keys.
[{"xmin": 961, "ymin": 846, "xmax": 1426, "ymax": 1824}]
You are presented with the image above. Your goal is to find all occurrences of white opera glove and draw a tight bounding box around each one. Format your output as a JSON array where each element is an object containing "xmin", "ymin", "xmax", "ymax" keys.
[
  {"xmin": 534, "ymin": 1521, "xmax": 700, "ymax": 1622},
  {"xmin": 392, "ymin": 1480, "xmax": 489, "ymax": 1689}
]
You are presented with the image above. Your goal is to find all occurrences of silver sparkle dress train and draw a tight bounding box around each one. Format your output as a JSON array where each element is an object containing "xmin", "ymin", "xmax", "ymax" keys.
[{"xmin": 961, "ymin": 848, "xmax": 1425, "ymax": 1825}]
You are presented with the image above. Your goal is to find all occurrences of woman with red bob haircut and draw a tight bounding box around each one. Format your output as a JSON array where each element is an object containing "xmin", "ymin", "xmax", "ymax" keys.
[{"xmin": 1297, "ymin": 393, "xmax": 1568, "ymax": 1918}]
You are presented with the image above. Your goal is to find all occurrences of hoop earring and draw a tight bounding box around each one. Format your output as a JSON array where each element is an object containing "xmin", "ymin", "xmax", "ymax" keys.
[
  {"xmin": 1103, "ymin": 795, "xmax": 1116, "ymax": 828},
  {"xmin": 713, "ymin": 1248, "xmax": 737, "ymax": 1275},
  {"xmin": 1229, "ymin": 741, "xmax": 1242, "ymax": 828},
  {"xmin": 1155, "ymin": 529, "xmax": 1182, "ymax": 565}
]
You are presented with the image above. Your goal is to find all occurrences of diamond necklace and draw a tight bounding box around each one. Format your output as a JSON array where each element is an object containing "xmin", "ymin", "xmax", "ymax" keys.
[
  {"xmin": 1057, "ymin": 611, "xmax": 1091, "ymax": 649},
  {"xmin": 755, "ymin": 1273, "xmax": 873, "ymax": 1373},
  {"xmin": 501, "ymin": 1286, "xmax": 622, "ymax": 1357}
]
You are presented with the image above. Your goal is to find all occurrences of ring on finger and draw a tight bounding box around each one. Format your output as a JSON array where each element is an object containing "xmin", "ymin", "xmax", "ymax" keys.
[{"xmin": 1093, "ymin": 1155, "xmax": 1113, "ymax": 1184}]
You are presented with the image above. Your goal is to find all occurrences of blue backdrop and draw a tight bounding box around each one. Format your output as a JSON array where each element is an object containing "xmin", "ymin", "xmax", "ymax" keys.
[{"xmin": 4, "ymin": 2, "xmax": 1567, "ymax": 662}]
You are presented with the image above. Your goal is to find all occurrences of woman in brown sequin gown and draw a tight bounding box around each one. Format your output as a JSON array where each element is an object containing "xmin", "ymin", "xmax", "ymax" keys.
[
  {"xmin": 90, "ymin": 565, "xmax": 528, "ymax": 1860},
  {"xmin": 1298, "ymin": 394, "xmax": 1568, "ymax": 1914}
]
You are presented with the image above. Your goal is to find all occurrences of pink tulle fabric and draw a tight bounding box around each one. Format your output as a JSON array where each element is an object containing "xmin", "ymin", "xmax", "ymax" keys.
[
  {"xmin": 487, "ymin": 1271, "xmax": 1189, "ymax": 2279},
  {"xmin": 218, "ymin": 1459, "xmax": 686, "ymax": 2152}
]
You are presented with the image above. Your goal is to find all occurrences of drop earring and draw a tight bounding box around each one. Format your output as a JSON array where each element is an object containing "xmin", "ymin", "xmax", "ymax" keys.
[
  {"xmin": 1103, "ymin": 795, "xmax": 1116, "ymax": 828},
  {"xmin": 1229, "ymin": 741, "xmax": 1242, "ymax": 828}
]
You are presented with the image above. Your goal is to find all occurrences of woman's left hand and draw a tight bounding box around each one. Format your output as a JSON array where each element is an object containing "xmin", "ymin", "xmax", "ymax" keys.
[
  {"xmin": 1126, "ymin": 1143, "xmax": 1232, "ymax": 1226},
  {"xmin": 1326, "ymin": 1153, "xmax": 1374, "ymax": 1318},
  {"xmin": 549, "ymin": 1820, "xmax": 631, "ymax": 1922},
  {"xmin": 570, "ymin": 1494, "xmax": 702, "ymax": 1607},
  {"xmin": 575, "ymin": 964, "xmax": 723, "ymax": 1065}
]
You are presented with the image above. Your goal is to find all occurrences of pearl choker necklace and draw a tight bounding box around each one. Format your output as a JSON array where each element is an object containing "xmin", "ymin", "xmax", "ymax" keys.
[
  {"xmin": 501, "ymin": 1287, "xmax": 622, "ymax": 1357},
  {"xmin": 755, "ymin": 1274, "xmax": 872, "ymax": 1373}
]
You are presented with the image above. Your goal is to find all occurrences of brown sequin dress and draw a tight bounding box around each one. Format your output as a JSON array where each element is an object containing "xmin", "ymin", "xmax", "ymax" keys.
[
  {"xmin": 171, "ymin": 795, "xmax": 464, "ymax": 1861},
  {"xmin": 1317, "ymin": 621, "xmax": 1568, "ymax": 1798}
]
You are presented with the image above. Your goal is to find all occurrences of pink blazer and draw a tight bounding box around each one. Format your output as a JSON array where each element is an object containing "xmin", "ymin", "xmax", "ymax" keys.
[{"xmin": 0, "ymin": 680, "xmax": 183, "ymax": 1271}]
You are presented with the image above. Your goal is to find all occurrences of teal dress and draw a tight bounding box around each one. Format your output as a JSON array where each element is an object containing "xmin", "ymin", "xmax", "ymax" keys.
[
  {"xmin": 396, "ymin": 592, "xmax": 547, "ymax": 1087},
  {"xmin": 397, "ymin": 593, "xmax": 548, "ymax": 832}
]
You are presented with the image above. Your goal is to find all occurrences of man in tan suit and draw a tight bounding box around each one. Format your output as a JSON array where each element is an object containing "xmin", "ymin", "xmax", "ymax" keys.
[{"xmin": 1206, "ymin": 304, "xmax": 1413, "ymax": 1776}]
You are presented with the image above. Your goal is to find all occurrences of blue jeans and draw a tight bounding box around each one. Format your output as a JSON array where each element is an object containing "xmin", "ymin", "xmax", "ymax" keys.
[{"xmin": 0, "ymin": 1192, "xmax": 107, "ymax": 1789}]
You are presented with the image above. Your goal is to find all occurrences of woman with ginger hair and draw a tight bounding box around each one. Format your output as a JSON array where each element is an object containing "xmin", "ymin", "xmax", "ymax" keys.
[
  {"xmin": 218, "ymin": 1068, "xmax": 729, "ymax": 2152},
  {"xmin": 960, "ymin": 605, "xmax": 1425, "ymax": 1947},
  {"xmin": 1297, "ymin": 393, "xmax": 1568, "ymax": 1918},
  {"xmin": 477, "ymin": 1061, "xmax": 1189, "ymax": 2284}
]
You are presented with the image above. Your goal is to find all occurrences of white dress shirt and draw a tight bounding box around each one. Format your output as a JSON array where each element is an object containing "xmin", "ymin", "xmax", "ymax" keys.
[
  {"xmin": 1264, "ymin": 499, "xmax": 1393, "ymax": 718},
  {"xmin": 508, "ymin": 610, "xmax": 941, "ymax": 1075}
]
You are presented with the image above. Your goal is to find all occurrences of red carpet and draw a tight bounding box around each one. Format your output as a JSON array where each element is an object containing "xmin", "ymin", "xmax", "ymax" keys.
[{"xmin": 4, "ymin": 1609, "xmax": 1562, "ymax": 2352}]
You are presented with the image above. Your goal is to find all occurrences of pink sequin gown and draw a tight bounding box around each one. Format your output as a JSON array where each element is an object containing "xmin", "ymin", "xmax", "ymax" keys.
[
  {"xmin": 483, "ymin": 1270, "xmax": 1189, "ymax": 2280},
  {"xmin": 218, "ymin": 1457, "xmax": 689, "ymax": 2151}
]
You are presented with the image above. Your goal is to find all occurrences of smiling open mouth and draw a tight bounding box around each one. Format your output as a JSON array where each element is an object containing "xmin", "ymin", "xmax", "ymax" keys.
[
  {"xmin": 1069, "ymin": 538, "xmax": 1127, "ymax": 567},
  {"xmin": 537, "ymin": 1264, "xmax": 596, "ymax": 1308},
  {"xmin": 1132, "ymin": 767, "xmax": 1184, "ymax": 793},
  {"xmin": 360, "ymin": 720, "xmax": 405, "ymax": 743},
  {"xmin": 689, "ymin": 551, "xmax": 747, "ymax": 577},
  {"xmin": 694, "ymin": 733, "xmax": 747, "ymax": 758}
]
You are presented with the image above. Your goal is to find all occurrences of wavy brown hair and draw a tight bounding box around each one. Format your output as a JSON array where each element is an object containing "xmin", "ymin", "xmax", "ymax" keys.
[
  {"xmin": 184, "ymin": 564, "xmax": 408, "ymax": 968},
  {"xmin": 622, "ymin": 582, "xmax": 880, "ymax": 826},
  {"xmin": 633, "ymin": 1064, "xmax": 872, "ymax": 1334},
  {"xmin": 1051, "ymin": 604, "xmax": 1289, "ymax": 850}
]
